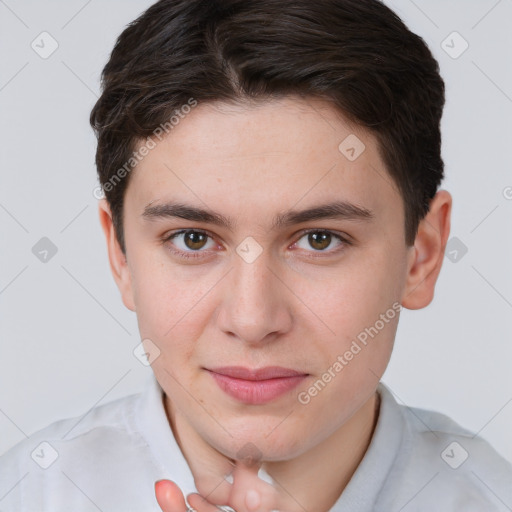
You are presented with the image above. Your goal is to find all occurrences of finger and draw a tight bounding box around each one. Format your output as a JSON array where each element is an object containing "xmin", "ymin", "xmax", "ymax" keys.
[
  {"xmin": 187, "ymin": 492, "xmax": 229, "ymax": 511},
  {"xmin": 228, "ymin": 464, "xmax": 280, "ymax": 512},
  {"xmin": 193, "ymin": 467, "xmax": 234, "ymax": 505},
  {"xmin": 155, "ymin": 479, "xmax": 188, "ymax": 512}
]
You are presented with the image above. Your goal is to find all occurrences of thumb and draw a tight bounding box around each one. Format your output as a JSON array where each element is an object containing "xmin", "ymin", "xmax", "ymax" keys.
[
  {"xmin": 229, "ymin": 463, "xmax": 281, "ymax": 512},
  {"xmin": 155, "ymin": 479, "xmax": 188, "ymax": 512}
]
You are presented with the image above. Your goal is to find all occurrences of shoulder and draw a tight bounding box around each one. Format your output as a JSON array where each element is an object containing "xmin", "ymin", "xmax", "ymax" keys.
[
  {"xmin": 404, "ymin": 400, "xmax": 511, "ymax": 475},
  {"xmin": 377, "ymin": 384, "xmax": 512, "ymax": 511},
  {"xmin": 0, "ymin": 388, "xmax": 161, "ymax": 510},
  {"xmin": 1, "ymin": 389, "xmax": 140, "ymax": 461}
]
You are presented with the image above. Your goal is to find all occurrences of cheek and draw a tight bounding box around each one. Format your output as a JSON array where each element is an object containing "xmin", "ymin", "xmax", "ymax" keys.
[
  {"xmin": 300, "ymin": 246, "xmax": 403, "ymax": 382},
  {"xmin": 314, "ymin": 254, "xmax": 401, "ymax": 337},
  {"xmin": 129, "ymin": 254, "xmax": 201, "ymax": 347}
]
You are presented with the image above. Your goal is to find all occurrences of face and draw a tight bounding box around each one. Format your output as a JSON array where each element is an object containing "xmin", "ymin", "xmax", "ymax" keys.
[{"xmin": 108, "ymin": 96, "xmax": 417, "ymax": 461}]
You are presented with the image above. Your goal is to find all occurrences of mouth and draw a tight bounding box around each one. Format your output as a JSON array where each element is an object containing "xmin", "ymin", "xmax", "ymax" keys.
[{"xmin": 205, "ymin": 366, "xmax": 309, "ymax": 405}]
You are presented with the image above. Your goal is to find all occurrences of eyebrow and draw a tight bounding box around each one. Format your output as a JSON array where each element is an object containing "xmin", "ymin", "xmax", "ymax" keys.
[{"xmin": 142, "ymin": 200, "xmax": 374, "ymax": 230}]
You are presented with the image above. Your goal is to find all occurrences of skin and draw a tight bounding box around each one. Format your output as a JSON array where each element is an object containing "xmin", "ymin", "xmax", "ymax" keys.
[{"xmin": 99, "ymin": 96, "xmax": 452, "ymax": 512}]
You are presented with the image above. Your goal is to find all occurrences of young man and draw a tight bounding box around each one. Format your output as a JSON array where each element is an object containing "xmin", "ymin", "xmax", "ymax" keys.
[{"xmin": 1, "ymin": 0, "xmax": 511, "ymax": 511}]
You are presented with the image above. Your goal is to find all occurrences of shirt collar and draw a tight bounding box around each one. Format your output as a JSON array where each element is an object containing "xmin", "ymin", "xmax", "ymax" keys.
[
  {"xmin": 329, "ymin": 382, "xmax": 405, "ymax": 511},
  {"xmin": 134, "ymin": 371, "xmax": 197, "ymax": 495}
]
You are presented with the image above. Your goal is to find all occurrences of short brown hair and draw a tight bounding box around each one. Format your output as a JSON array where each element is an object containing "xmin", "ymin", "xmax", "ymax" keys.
[{"xmin": 90, "ymin": 0, "xmax": 445, "ymax": 253}]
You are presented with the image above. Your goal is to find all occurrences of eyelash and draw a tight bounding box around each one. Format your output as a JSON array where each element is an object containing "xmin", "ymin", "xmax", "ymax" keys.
[{"xmin": 161, "ymin": 228, "xmax": 352, "ymax": 260}]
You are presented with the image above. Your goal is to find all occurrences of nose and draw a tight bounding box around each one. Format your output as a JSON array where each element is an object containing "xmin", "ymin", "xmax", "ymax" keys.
[{"xmin": 215, "ymin": 251, "xmax": 293, "ymax": 346}]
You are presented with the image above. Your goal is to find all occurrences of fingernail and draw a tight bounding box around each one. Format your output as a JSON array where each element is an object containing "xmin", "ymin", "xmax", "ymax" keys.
[
  {"xmin": 245, "ymin": 489, "xmax": 261, "ymax": 510},
  {"xmin": 257, "ymin": 467, "xmax": 274, "ymax": 485}
]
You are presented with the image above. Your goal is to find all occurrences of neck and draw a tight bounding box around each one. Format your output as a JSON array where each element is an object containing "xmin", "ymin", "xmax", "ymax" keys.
[{"xmin": 164, "ymin": 390, "xmax": 380, "ymax": 512}]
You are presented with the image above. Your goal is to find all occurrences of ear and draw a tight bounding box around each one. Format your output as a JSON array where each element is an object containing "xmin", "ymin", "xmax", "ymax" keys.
[
  {"xmin": 98, "ymin": 199, "xmax": 136, "ymax": 312},
  {"xmin": 401, "ymin": 189, "xmax": 452, "ymax": 310}
]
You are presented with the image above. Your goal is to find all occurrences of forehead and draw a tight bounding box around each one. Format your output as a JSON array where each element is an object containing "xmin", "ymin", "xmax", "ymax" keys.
[{"xmin": 126, "ymin": 96, "xmax": 400, "ymax": 226}]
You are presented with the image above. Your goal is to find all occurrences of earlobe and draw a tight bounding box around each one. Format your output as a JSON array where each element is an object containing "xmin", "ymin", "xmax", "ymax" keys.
[
  {"xmin": 401, "ymin": 190, "xmax": 452, "ymax": 310},
  {"xmin": 98, "ymin": 199, "xmax": 136, "ymax": 312}
]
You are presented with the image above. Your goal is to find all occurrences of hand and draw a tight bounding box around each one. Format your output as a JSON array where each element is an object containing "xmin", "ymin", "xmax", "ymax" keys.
[
  {"xmin": 155, "ymin": 462, "xmax": 295, "ymax": 512},
  {"xmin": 225, "ymin": 463, "xmax": 282, "ymax": 512},
  {"xmin": 155, "ymin": 479, "xmax": 221, "ymax": 511}
]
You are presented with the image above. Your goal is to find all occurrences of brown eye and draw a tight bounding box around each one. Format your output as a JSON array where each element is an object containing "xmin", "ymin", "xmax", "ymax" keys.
[
  {"xmin": 164, "ymin": 229, "xmax": 215, "ymax": 257},
  {"xmin": 183, "ymin": 230, "xmax": 209, "ymax": 250},
  {"xmin": 294, "ymin": 230, "xmax": 348, "ymax": 255},
  {"xmin": 308, "ymin": 232, "xmax": 332, "ymax": 251}
]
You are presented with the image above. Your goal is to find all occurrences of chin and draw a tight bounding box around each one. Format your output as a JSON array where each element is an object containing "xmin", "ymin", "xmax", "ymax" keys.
[{"xmin": 210, "ymin": 429, "xmax": 309, "ymax": 463}]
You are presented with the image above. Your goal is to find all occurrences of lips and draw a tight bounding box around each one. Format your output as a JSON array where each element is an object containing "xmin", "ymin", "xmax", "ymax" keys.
[
  {"xmin": 209, "ymin": 366, "xmax": 306, "ymax": 380},
  {"xmin": 206, "ymin": 366, "xmax": 308, "ymax": 405}
]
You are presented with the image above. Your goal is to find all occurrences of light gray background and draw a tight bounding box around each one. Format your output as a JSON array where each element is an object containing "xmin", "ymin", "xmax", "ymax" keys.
[{"xmin": 1, "ymin": 0, "xmax": 511, "ymax": 466}]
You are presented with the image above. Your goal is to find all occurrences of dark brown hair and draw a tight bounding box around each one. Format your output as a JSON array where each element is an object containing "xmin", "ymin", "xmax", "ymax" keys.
[{"xmin": 90, "ymin": 0, "xmax": 445, "ymax": 254}]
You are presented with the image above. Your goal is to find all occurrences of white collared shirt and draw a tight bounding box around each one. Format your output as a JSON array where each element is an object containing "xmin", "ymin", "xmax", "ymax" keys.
[{"xmin": 1, "ymin": 372, "xmax": 511, "ymax": 511}]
